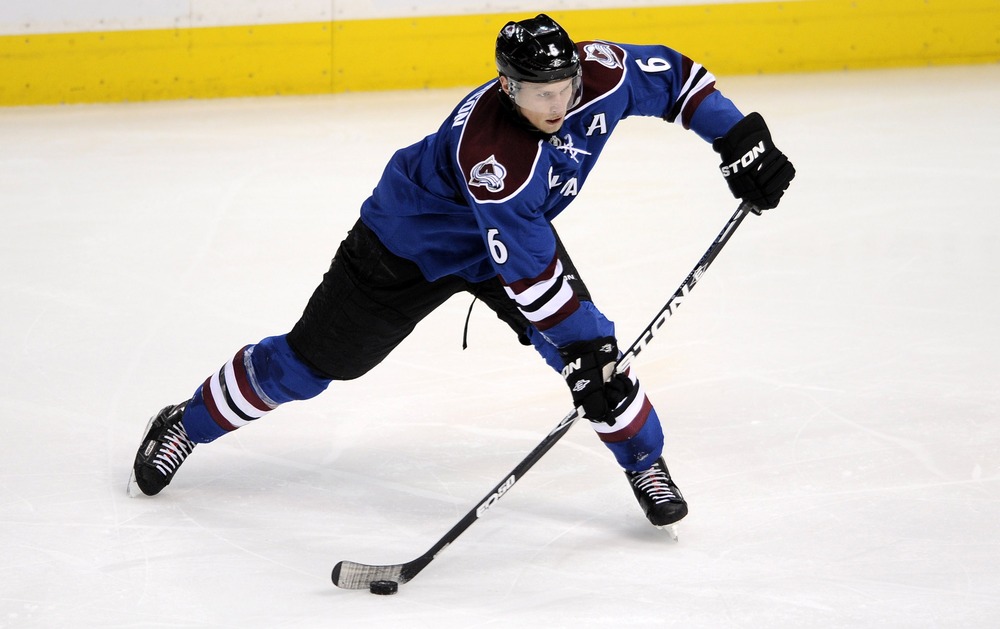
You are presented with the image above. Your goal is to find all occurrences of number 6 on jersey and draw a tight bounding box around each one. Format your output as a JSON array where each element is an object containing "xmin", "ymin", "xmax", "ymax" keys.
[{"xmin": 487, "ymin": 228, "xmax": 509, "ymax": 264}]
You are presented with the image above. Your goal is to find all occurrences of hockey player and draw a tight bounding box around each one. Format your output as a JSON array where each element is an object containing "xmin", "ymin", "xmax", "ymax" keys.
[{"xmin": 129, "ymin": 15, "xmax": 794, "ymax": 529}]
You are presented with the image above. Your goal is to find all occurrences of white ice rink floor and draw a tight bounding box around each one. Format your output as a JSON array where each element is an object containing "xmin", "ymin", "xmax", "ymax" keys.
[{"xmin": 2, "ymin": 63, "xmax": 999, "ymax": 628}]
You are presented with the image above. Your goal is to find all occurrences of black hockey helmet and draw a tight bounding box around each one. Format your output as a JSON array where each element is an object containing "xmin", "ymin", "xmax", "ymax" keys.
[{"xmin": 495, "ymin": 14, "xmax": 580, "ymax": 83}]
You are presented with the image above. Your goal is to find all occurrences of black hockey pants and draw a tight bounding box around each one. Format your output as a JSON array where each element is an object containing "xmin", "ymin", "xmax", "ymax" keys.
[{"xmin": 286, "ymin": 218, "xmax": 590, "ymax": 381}]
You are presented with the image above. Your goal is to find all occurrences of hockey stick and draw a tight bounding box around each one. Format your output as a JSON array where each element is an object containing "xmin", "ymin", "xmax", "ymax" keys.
[{"xmin": 332, "ymin": 200, "xmax": 756, "ymax": 590}]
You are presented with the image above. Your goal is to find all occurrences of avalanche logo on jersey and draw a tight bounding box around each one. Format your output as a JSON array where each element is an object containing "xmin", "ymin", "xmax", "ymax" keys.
[
  {"xmin": 584, "ymin": 43, "xmax": 623, "ymax": 70},
  {"xmin": 469, "ymin": 155, "xmax": 507, "ymax": 193}
]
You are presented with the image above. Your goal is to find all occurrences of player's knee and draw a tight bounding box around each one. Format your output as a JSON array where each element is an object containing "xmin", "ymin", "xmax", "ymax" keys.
[{"xmin": 253, "ymin": 335, "xmax": 333, "ymax": 401}]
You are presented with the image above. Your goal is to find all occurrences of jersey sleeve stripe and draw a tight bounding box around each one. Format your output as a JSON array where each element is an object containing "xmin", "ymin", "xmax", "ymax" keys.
[
  {"xmin": 665, "ymin": 58, "xmax": 718, "ymax": 129},
  {"xmin": 523, "ymin": 281, "xmax": 578, "ymax": 326},
  {"xmin": 501, "ymin": 256, "xmax": 581, "ymax": 331},
  {"xmin": 517, "ymin": 277, "xmax": 568, "ymax": 316},
  {"xmin": 531, "ymin": 288, "xmax": 581, "ymax": 331},
  {"xmin": 502, "ymin": 258, "xmax": 563, "ymax": 307}
]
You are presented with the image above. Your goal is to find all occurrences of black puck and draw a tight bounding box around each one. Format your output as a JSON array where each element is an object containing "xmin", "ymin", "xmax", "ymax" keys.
[{"xmin": 369, "ymin": 580, "xmax": 399, "ymax": 595}]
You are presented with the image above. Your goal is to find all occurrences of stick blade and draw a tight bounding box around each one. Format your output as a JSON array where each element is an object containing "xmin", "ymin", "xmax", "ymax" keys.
[
  {"xmin": 332, "ymin": 561, "xmax": 407, "ymax": 589},
  {"xmin": 332, "ymin": 553, "xmax": 434, "ymax": 589}
]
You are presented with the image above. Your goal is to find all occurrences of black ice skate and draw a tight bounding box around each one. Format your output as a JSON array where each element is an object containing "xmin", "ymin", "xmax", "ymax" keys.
[
  {"xmin": 626, "ymin": 457, "xmax": 688, "ymax": 533},
  {"xmin": 127, "ymin": 401, "xmax": 196, "ymax": 497}
]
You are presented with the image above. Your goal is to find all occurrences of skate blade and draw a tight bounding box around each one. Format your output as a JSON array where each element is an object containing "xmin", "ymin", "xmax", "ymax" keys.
[
  {"xmin": 126, "ymin": 411, "xmax": 161, "ymax": 498},
  {"xmin": 656, "ymin": 523, "xmax": 679, "ymax": 541},
  {"xmin": 126, "ymin": 471, "xmax": 144, "ymax": 498}
]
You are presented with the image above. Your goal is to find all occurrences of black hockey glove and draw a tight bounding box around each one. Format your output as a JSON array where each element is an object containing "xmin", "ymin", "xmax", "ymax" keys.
[
  {"xmin": 713, "ymin": 112, "xmax": 795, "ymax": 213},
  {"xmin": 559, "ymin": 336, "xmax": 634, "ymax": 426}
]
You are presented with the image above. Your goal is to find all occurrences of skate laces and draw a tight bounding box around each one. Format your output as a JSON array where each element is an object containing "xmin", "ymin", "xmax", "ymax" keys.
[
  {"xmin": 629, "ymin": 464, "xmax": 680, "ymax": 504},
  {"xmin": 152, "ymin": 421, "xmax": 195, "ymax": 477}
]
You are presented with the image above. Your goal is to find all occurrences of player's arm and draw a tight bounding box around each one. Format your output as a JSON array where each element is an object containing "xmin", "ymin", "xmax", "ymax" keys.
[
  {"xmin": 621, "ymin": 42, "xmax": 795, "ymax": 211},
  {"xmin": 480, "ymin": 208, "xmax": 604, "ymax": 348},
  {"xmin": 477, "ymin": 203, "xmax": 632, "ymax": 424}
]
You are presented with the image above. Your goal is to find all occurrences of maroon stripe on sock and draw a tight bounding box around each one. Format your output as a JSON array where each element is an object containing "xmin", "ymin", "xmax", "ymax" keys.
[
  {"xmin": 201, "ymin": 376, "xmax": 238, "ymax": 432},
  {"xmin": 597, "ymin": 395, "xmax": 653, "ymax": 443},
  {"xmin": 230, "ymin": 346, "xmax": 272, "ymax": 413}
]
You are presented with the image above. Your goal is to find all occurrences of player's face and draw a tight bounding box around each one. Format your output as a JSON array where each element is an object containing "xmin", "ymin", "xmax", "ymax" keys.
[{"xmin": 503, "ymin": 76, "xmax": 576, "ymax": 134}]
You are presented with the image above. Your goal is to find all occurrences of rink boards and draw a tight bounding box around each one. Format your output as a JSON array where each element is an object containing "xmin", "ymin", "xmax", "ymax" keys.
[{"xmin": 1, "ymin": 0, "xmax": 998, "ymax": 106}]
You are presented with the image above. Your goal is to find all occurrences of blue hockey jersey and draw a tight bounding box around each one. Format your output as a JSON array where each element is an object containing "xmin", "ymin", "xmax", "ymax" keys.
[{"xmin": 360, "ymin": 40, "xmax": 744, "ymax": 348}]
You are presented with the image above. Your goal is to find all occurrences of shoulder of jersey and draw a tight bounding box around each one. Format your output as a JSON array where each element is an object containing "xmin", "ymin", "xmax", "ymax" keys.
[
  {"xmin": 457, "ymin": 43, "xmax": 628, "ymax": 205},
  {"xmin": 575, "ymin": 41, "xmax": 628, "ymax": 109},
  {"xmin": 456, "ymin": 84, "xmax": 543, "ymax": 204}
]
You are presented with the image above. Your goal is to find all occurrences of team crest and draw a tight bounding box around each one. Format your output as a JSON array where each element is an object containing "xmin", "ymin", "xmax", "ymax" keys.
[
  {"xmin": 584, "ymin": 43, "xmax": 622, "ymax": 69},
  {"xmin": 469, "ymin": 155, "xmax": 507, "ymax": 193}
]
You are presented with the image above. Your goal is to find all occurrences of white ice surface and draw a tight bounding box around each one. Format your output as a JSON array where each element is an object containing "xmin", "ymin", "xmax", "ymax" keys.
[{"xmin": 1, "ymin": 64, "xmax": 999, "ymax": 628}]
